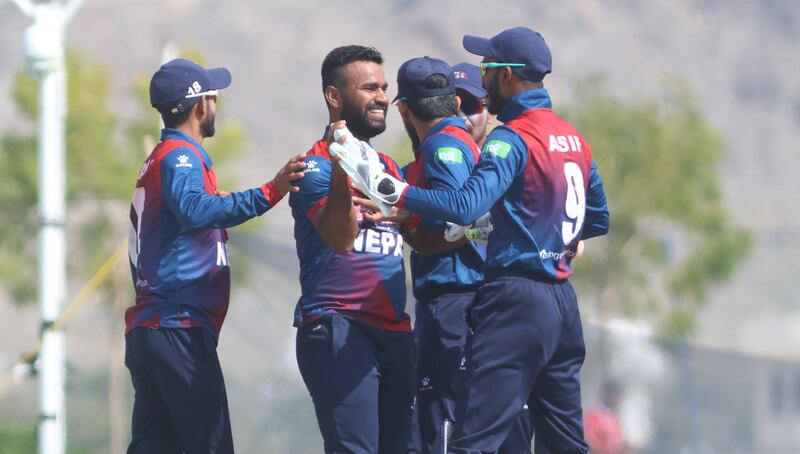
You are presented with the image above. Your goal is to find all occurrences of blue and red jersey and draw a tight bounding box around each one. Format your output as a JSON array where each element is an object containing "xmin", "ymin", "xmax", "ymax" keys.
[
  {"xmin": 126, "ymin": 129, "xmax": 283, "ymax": 338},
  {"xmin": 289, "ymin": 134, "xmax": 410, "ymax": 332},
  {"xmin": 402, "ymin": 117, "xmax": 485, "ymax": 298},
  {"xmin": 398, "ymin": 89, "xmax": 610, "ymax": 281}
]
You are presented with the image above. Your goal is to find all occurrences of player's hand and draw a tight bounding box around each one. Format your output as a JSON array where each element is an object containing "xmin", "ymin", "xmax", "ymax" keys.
[
  {"xmin": 327, "ymin": 120, "xmax": 348, "ymax": 145},
  {"xmin": 367, "ymin": 172, "xmax": 408, "ymax": 206},
  {"xmin": 354, "ymin": 197, "xmax": 410, "ymax": 223},
  {"xmin": 274, "ymin": 152, "xmax": 307, "ymax": 195},
  {"xmin": 330, "ymin": 154, "xmax": 348, "ymax": 179},
  {"xmin": 575, "ymin": 240, "xmax": 585, "ymax": 259},
  {"xmin": 444, "ymin": 213, "xmax": 492, "ymax": 243}
]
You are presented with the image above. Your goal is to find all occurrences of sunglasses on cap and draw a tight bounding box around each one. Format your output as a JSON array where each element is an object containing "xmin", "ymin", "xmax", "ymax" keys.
[{"xmin": 479, "ymin": 62, "xmax": 526, "ymax": 76}]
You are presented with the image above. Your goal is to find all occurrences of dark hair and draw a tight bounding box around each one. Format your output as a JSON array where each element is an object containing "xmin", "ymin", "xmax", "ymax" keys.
[
  {"xmin": 161, "ymin": 109, "xmax": 191, "ymax": 129},
  {"xmin": 406, "ymin": 74, "xmax": 457, "ymax": 120},
  {"xmin": 321, "ymin": 45, "xmax": 383, "ymax": 92}
]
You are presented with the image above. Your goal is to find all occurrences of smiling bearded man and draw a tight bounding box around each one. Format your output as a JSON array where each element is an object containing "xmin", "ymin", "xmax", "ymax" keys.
[{"xmin": 287, "ymin": 45, "xmax": 416, "ymax": 454}]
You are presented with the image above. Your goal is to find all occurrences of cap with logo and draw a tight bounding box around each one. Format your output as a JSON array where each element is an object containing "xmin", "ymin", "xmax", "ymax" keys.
[
  {"xmin": 149, "ymin": 58, "xmax": 232, "ymax": 116},
  {"xmin": 452, "ymin": 62, "xmax": 487, "ymax": 99},
  {"xmin": 393, "ymin": 56, "xmax": 455, "ymax": 103},
  {"xmin": 462, "ymin": 26, "xmax": 552, "ymax": 82}
]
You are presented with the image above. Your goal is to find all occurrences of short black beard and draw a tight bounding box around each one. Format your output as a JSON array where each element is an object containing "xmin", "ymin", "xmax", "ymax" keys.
[
  {"xmin": 402, "ymin": 116, "xmax": 420, "ymax": 151},
  {"xmin": 341, "ymin": 95, "xmax": 386, "ymax": 141},
  {"xmin": 201, "ymin": 107, "xmax": 216, "ymax": 138},
  {"xmin": 486, "ymin": 72, "xmax": 506, "ymax": 116}
]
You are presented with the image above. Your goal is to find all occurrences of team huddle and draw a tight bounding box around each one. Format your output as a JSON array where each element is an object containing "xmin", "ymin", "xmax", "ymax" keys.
[{"xmin": 125, "ymin": 26, "xmax": 609, "ymax": 454}]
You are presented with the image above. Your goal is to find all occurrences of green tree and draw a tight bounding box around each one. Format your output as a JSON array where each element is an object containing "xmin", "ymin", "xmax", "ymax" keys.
[{"xmin": 562, "ymin": 76, "xmax": 753, "ymax": 338}]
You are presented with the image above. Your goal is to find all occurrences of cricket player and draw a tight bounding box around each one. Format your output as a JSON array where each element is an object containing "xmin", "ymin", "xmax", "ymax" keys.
[
  {"xmin": 364, "ymin": 27, "xmax": 610, "ymax": 453},
  {"xmin": 289, "ymin": 45, "xmax": 415, "ymax": 454},
  {"xmin": 125, "ymin": 58, "xmax": 306, "ymax": 453},
  {"xmin": 391, "ymin": 56, "xmax": 485, "ymax": 454}
]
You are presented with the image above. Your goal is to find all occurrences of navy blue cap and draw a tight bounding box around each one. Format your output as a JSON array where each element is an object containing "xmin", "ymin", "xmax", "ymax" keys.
[
  {"xmin": 463, "ymin": 27, "xmax": 552, "ymax": 82},
  {"xmin": 149, "ymin": 58, "xmax": 232, "ymax": 115},
  {"xmin": 452, "ymin": 62, "xmax": 487, "ymax": 99},
  {"xmin": 393, "ymin": 56, "xmax": 455, "ymax": 103}
]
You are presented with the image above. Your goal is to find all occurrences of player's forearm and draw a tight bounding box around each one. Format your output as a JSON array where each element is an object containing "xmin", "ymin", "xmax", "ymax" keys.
[
  {"xmin": 172, "ymin": 187, "xmax": 270, "ymax": 230},
  {"xmin": 402, "ymin": 177, "xmax": 497, "ymax": 226},
  {"xmin": 400, "ymin": 159, "xmax": 509, "ymax": 225},
  {"xmin": 318, "ymin": 169, "xmax": 358, "ymax": 253},
  {"xmin": 403, "ymin": 226, "xmax": 467, "ymax": 256},
  {"xmin": 581, "ymin": 163, "xmax": 610, "ymax": 239}
]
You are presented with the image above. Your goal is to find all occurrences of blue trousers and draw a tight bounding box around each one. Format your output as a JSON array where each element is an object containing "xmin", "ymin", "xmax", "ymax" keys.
[
  {"xmin": 449, "ymin": 274, "xmax": 589, "ymax": 454},
  {"xmin": 413, "ymin": 291, "xmax": 534, "ymax": 454},
  {"xmin": 125, "ymin": 327, "xmax": 233, "ymax": 454},
  {"xmin": 296, "ymin": 313, "xmax": 416, "ymax": 454}
]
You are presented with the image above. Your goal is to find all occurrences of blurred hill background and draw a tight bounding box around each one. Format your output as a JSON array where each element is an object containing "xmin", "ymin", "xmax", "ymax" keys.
[{"xmin": 1, "ymin": 0, "xmax": 799, "ymax": 452}]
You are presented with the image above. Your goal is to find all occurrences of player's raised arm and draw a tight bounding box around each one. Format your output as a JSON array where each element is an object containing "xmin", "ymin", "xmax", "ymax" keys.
[{"xmin": 315, "ymin": 154, "xmax": 359, "ymax": 253}]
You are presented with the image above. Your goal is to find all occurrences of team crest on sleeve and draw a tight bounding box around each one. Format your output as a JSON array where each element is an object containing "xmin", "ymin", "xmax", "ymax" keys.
[
  {"xmin": 483, "ymin": 140, "xmax": 511, "ymax": 158},
  {"xmin": 175, "ymin": 154, "xmax": 193, "ymax": 168},
  {"xmin": 436, "ymin": 147, "xmax": 463, "ymax": 164}
]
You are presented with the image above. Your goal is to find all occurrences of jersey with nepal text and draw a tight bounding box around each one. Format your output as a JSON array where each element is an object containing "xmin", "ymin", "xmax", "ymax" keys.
[
  {"xmin": 398, "ymin": 89, "xmax": 610, "ymax": 281},
  {"xmin": 402, "ymin": 117, "xmax": 485, "ymax": 299},
  {"xmin": 126, "ymin": 129, "xmax": 284, "ymax": 338},
  {"xmin": 289, "ymin": 134, "xmax": 410, "ymax": 332}
]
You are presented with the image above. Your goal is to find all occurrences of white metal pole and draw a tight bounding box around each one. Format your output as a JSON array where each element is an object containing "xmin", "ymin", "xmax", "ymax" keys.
[
  {"xmin": 13, "ymin": 1, "xmax": 84, "ymax": 453},
  {"xmin": 37, "ymin": 48, "xmax": 67, "ymax": 454}
]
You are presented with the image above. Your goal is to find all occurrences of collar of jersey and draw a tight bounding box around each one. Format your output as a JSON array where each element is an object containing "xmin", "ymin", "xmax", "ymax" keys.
[
  {"xmin": 424, "ymin": 116, "xmax": 468, "ymax": 142},
  {"xmin": 160, "ymin": 128, "xmax": 214, "ymax": 168},
  {"xmin": 497, "ymin": 88, "xmax": 552, "ymax": 124}
]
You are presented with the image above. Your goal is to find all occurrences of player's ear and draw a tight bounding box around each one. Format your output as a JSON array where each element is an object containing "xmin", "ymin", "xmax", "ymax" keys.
[
  {"xmin": 501, "ymin": 66, "xmax": 514, "ymax": 84},
  {"xmin": 454, "ymin": 95, "xmax": 462, "ymax": 112},
  {"xmin": 324, "ymin": 85, "xmax": 341, "ymax": 110},
  {"xmin": 397, "ymin": 100, "xmax": 410, "ymax": 118},
  {"xmin": 194, "ymin": 97, "xmax": 207, "ymax": 119}
]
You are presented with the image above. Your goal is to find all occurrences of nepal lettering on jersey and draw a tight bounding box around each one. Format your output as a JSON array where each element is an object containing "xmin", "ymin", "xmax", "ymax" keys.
[
  {"xmin": 549, "ymin": 135, "xmax": 582, "ymax": 152},
  {"xmin": 350, "ymin": 202, "xmax": 403, "ymax": 256},
  {"xmin": 352, "ymin": 227, "xmax": 404, "ymax": 256}
]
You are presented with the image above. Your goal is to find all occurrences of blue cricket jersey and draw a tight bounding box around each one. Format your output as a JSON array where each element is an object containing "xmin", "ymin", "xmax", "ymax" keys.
[
  {"xmin": 289, "ymin": 134, "xmax": 411, "ymax": 332},
  {"xmin": 126, "ymin": 129, "xmax": 284, "ymax": 337},
  {"xmin": 398, "ymin": 89, "xmax": 610, "ymax": 280},
  {"xmin": 403, "ymin": 117, "xmax": 485, "ymax": 298}
]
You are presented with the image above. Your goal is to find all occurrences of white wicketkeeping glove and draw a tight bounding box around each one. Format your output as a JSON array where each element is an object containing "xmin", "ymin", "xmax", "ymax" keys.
[
  {"xmin": 444, "ymin": 213, "xmax": 492, "ymax": 244},
  {"xmin": 329, "ymin": 128, "xmax": 396, "ymax": 216},
  {"xmin": 366, "ymin": 171, "xmax": 408, "ymax": 206}
]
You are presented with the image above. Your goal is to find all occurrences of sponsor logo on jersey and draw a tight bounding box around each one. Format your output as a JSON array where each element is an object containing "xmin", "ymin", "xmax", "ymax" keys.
[
  {"xmin": 539, "ymin": 248, "xmax": 577, "ymax": 261},
  {"xmin": 436, "ymin": 147, "xmax": 463, "ymax": 164},
  {"xmin": 483, "ymin": 140, "xmax": 511, "ymax": 158},
  {"xmin": 419, "ymin": 376, "xmax": 434, "ymax": 392},
  {"xmin": 176, "ymin": 154, "xmax": 193, "ymax": 168},
  {"xmin": 548, "ymin": 135, "xmax": 583, "ymax": 152},
  {"xmin": 305, "ymin": 159, "xmax": 321, "ymax": 173}
]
